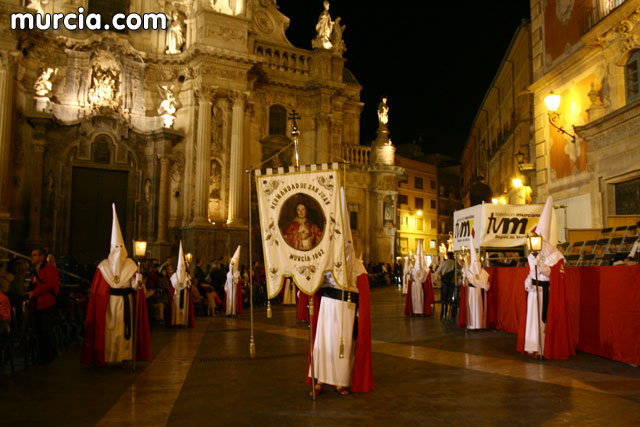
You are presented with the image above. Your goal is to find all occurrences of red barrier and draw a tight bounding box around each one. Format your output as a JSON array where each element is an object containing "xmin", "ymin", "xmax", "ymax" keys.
[{"xmin": 484, "ymin": 265, "xmax": 640, "ymax": 365}]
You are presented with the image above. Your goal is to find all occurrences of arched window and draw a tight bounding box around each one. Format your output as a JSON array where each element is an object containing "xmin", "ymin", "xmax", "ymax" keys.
[
  {"xmin": 268, "ymin": 105, "xmax": 287, "ymax": 136},
  {"xmin": 625, "ymin": 50, "xmax": 640, "ymax": 104}
]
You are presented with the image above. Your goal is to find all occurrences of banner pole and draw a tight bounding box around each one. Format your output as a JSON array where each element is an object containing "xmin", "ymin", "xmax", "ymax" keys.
[
  {"xmin": 308, "ymin": 295, "xmax": 316, "ymax": 401},
  {"xmin": 248, "ymin": 168, "xmax": 256, "ymax": 358}
]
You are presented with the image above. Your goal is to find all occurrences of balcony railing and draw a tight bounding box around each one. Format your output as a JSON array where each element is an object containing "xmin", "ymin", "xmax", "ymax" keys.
[
  {"xmin": 340, "ymin": 143, "xmax": 371, "ymax": 165},
  {"xmin": 578, "ymin": 0, "xmax": 627, "ymax": 35}
]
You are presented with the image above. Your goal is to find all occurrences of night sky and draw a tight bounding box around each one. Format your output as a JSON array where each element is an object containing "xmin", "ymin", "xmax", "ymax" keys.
[{"xmin": 276, "ymin": 1, "xmax": 531, "ymax": 160}]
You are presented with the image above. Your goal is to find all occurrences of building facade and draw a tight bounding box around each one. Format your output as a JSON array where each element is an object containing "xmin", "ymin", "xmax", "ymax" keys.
[
  {"xmin": 395, "ymin": 155, "xmax": 438, "ymax": 261},
  {"xmin": 461, "ymin": 21, "xmax": 534, "ymax": 208},
  {"xmin": 529, "ymin": 0, "xmax": 640, "ymax": 235},
  {"xmin": 0, "ymin": 0, "xmax": 402, "ymax": 266}
]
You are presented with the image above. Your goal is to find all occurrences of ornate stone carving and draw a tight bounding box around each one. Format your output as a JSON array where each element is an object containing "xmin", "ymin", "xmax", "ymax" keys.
[
  {"xmin": 312, "ymin": 1, "xmax": 333, "ymax": 50},
  {"xmin": 86, "ymin": 50, "xmax": 122, "ymax": 113},
  {"xmin": 157, "ymin": 84, "xmax": 179, "ymax": 128},
  {"xmin": 34, "ymin": 67, "xmax": 56, "ymax": 97},
  {"xmin": 555, "ymin": 0, "xmax": 574, "ymax": 26},
  {"xmin": 166, "ymin": 10, "xmax": 186, "ymax": 55},
  {"xmin": 211, "ymin": 0, "xmax": 244, "ymax": 16},
  {"xmin": 254, "ymin": 10, "xmax": 274, "ymax": 34}
]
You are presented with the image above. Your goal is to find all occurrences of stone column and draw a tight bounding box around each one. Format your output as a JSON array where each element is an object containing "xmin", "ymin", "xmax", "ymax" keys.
[
  {"xmin": 156, "ymin": 155, "xmax": 171, "ymax": 243},
  {"xmin": 26, "ymin": 114, "xmax": 53, "ymax": 246},
  {"xmin": 227, "ymin": 90, "xmax": 245, "ymax": 226},
  {"xmin": 0, "ymin": 53, "xmax": 14, "ymax": 245},
  {"xmin": 191, "ymin": 88, "xmax": 213, "ymax": 226}
]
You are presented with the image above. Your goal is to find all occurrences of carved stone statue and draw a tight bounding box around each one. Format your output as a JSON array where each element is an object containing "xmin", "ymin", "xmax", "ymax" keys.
[
  {"xmin": 26, "ymin": 0, "xmax": 47, "ymax": 15},
  {"xmin": 34, "ymin": 68, "xmax": 55, "ymax": 97},
  {"xmin": 377, "ymin": 96, "xmax": 389, "ymax": 127},
  {"xmin": 331, "ymin": 17, "xmax": 346, "ymax": 55},
  {"xmin": 166, "ymin": 11, "xmax": 185, "ymax": 54},
  {"xmin": 312, "ymin": 1, "xmax": 333, "ymax": 50},
  {"xmin": 158, "ymin": 84, "xmax": 178, "ymax": 128}
]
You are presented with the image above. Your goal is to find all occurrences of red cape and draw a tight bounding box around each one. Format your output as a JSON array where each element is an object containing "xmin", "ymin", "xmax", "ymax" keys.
[
  {"xmin": 458, "ymin": 284, "xmax": 467, "ymax": 328},
  {"xmin": 516, "ymin": 260, "xmax": 576, "ymax": 359},
  {"xmin": 404, "ymin": 274, "xmax": 435, "ymax": 317},
  {"xmin": 81, "ymin": 270, "xmax": 152, "ymax": 366},
  {"xmin": 306, "ymin": 274, "xmax": 374, "ymax": 392},
  {"xmin": 222, "ymin": 280, "xmax": 244, "ymax": 315},
  {"xmin": 297, "ymin": 292, "xmax": 309, "ymax": 322},
  {"xmin": 167, "ymin": 286, "xmax": 195, "ymax": 328}
]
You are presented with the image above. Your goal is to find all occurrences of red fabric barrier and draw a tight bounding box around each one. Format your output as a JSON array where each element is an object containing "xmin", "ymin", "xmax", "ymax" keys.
[{"xmin": 486, "ymin": 265, "xmax": 640, "ymax": 365}]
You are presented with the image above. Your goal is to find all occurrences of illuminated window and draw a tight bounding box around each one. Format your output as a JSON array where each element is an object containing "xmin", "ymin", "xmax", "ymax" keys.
[
  {"xmin": 625, "ymin": 50, "xmax": 640, "ymax": 104},
  {"xmin": 415, "ymin": 177, "xmax": 423, "ymax": 189},
  {"xmin": 430, "ymin": 239, "xmax": 436, "ymax": 249}
]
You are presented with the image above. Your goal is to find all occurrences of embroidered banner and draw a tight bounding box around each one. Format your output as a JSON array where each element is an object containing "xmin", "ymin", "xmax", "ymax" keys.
[{"xmin": 256, "ymin": 164, "xmax": 346, "ymax": 298}]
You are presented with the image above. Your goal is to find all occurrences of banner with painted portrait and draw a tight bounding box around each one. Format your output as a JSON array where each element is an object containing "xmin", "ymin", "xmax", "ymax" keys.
[{"xmin": 256, "ymin": 163, "xmax": 346, "ymax": 298}]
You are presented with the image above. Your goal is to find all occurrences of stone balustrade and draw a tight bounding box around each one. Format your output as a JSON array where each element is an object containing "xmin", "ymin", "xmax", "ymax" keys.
[
  {"xmin": 340, "ymin": 143, "xmax": 371, "ymax": 165},
  {"xmin": 254, "ymin": 43, "xmax": 311, "ymax": 74}
]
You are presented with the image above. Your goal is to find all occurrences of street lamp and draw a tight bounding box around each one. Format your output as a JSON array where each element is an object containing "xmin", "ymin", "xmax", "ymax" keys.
[
  {"xmin": 527, "ymin": 233, "xmax": 542, "ymax": 254},
  {"xmin": 512, "ymin": 178, "xmax": 522, "ymax": 188},
  {"xmin": 133, "ymin": 240, "xmax": 147, "ymax": 259},
  {"xmin": 544, "ymin": 91, "xmax": 576, "ymax": 144}
]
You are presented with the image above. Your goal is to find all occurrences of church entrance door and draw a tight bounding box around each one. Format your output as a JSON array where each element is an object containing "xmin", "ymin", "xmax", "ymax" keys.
[{"xmin": 70, "ymin": 167, "xmax": 129, "ymax": 264}]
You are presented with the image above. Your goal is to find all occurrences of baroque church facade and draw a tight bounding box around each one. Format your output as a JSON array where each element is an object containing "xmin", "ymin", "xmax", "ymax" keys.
[{"xmin": 0, "ymin": 0, "xmax": 402, "ymax": 266}]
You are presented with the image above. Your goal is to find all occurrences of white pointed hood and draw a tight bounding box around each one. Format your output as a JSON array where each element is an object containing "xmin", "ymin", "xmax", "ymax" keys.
[
  {"xmin": 171, "ymin": 241, "xmax": 190, "ymax": 290},
  {"xmin": 536, "ymin": 196, "xmax": 563, "ymax": 265},
  {"xmin": 465, "ymin": 232, "xmax": 490, "ymax": 290},
  {"xmin": 97, "ymin": 203, "xmax": 137, "ymax": 288},
  {"xmin": 411, "ymin": 240, "xmax": 428, "ymax": 284},
  {"xmin": 229, "ymin": 245, "xmax": 241, "ymax": 276}
]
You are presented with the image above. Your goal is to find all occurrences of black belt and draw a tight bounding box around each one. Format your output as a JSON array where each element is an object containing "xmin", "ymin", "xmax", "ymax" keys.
[
  {"xmin": 533, "ymin": 280, "xmax": 550, "ymax": 288},
  {"xmin": 109, "ymin": 287, "xmax": 133, "ymax": 340},
  {"xmin": 321, "ymin": 287, "xmax": 359, "ymax": 304},
  {"xmin": 179, "ymin": 288, "xmax": 186, "ymax": 309}
]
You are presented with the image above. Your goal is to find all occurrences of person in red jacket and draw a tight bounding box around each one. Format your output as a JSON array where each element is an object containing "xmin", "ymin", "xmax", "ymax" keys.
[{"xmin": 26, "ymin": 247, "xmax": 60, "ymax": 363}]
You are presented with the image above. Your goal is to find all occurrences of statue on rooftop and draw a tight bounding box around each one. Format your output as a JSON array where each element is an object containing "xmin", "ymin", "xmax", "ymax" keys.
[{"xmin": 312, "ymin": 1, "xmax": 334, "ymax": 50}]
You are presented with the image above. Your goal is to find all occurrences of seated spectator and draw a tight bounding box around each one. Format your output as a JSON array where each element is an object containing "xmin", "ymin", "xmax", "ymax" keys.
[{"xmin": 625, "ymin": 221, "xmax": 640, "ymax": 263}]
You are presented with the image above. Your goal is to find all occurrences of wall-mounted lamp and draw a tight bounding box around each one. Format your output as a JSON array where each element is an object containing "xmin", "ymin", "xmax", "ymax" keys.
[
  {"xmin": 491, "ymin": 198, "xmax": 498, "ymax": 205},
  {"xmin": 516, "ymin": 149, "xmax": 535, "ymax": 172},
  {"xmin": 512, "ymin": 178, "xmax": 523, "ymax": 188},
  {"xmin": 416, "ymin": 210, "xmax": 423, "ymax": 216},
  {"xmin": 544, "ymin": 91, "xmax": 576, "ymax": 144}
]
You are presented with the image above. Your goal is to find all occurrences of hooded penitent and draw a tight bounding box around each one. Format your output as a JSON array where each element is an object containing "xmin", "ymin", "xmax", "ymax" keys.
[
  {"xmin": 171, "ymin": 241, "xmax": 189, "ymax": 291},
  {"xmin": 229, "ymin": 245, "xmax": 241, "ymax": 277},
  {"xmin": 411, "ymin": 240, "xmax": 428, "ymax": 284},
  {"xmin": 537, "ymin": 196, "xmax": 564, "ymax": 266},
  {"xmin": 464, "ymin": 232, "xmax": 490, "ymax": 290},
  {"xmin": 98, "ymin": 203, "xmax": 137, "ymax": 287}
]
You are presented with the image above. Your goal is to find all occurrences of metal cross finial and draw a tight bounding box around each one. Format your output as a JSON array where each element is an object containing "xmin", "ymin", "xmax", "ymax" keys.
[{"xmin": 289, "ymin": 110, "xmax": 301, "ymax": 167}]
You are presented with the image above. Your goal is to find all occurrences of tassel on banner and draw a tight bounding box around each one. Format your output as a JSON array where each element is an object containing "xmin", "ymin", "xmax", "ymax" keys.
[
  {"xmin": 339, "ymin": 337, "xmax": 345, "ymax": 359},
  {"xmin": 249, "ymin": 337, "xmax": 256, "ymax": 358},
  {"xmin": 309, "ymin": 296, "xmax": 314, "ymax": 317},
  {"xmin": 267, "ymin": 300, "xmax": 272, "ymax": 318},
  {"xmin": 347, "ymin": 292, "xmax": 352, "ymax": 309}
]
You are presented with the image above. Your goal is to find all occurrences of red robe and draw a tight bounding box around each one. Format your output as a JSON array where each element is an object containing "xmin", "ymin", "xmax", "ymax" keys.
[
  {"xmin": 516, "ymin": 260, "xmax": 576, "ymax": 359},
  {"xmin": 81, "ymin": 270, "xmax": 152, "ymax": 366},
  {"xmin": 306, "ymin": 274, "xmax": 374, "ymax": 392},
  {"xmin": 167, "ymin": 286, "xmax": 195, "ymax": 328},
  {"xmin": 297, "ymin": 292, "xmax": 309, "ymax": 322},
  {"xmin": 458, "ymin": 284, "xmax": 467, "ymax": 329},
  {"xmin": 222, "ymin": 279, "xmax": 244, "ymax": 315},
  {"xmin": 404, "ymin": 274, "xmax": 435, "ymax": 316}
]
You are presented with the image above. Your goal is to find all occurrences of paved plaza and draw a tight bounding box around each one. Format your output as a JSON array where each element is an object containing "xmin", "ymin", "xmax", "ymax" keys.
[{"xmin": 2, "ymin": 286, "xmax": 640, "ymax": 426}]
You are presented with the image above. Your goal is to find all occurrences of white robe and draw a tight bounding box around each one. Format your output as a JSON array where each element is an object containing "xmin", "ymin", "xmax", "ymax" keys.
[
  {"xmin": 523, "ymin": 252, "xmax": 556, "ymax": 354},
  {"xmin": 411, "ymin": 280, "xmax": 425, "ymax": 314},
  {"xmin": 224, "ymin": 270, "xmax": 239, "ymax": 315},
  {"xmin": 97, "ymin": 258, "xmax": 138, "ymax": 363},
  {"xmin": 311, "ymin": 296, "xmax": 356, "ymax": 387},
  {"xmin": 170, "ymin": 275, "xmax": 190, "ymax": 326},
  {"xmin": 282, "ymin": 278, "xmax": 296, "ymax": 305},
  {"xmin": 466, "ymin": 285, "xmax": 486, "ymax": 330}
]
